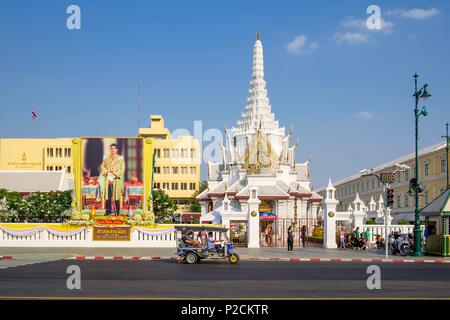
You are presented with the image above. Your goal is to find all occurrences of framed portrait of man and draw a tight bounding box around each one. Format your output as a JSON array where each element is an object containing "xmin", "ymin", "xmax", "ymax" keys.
[{"xmin": 80, "ymin": 137, "xmax": 144, "ymax": 216}]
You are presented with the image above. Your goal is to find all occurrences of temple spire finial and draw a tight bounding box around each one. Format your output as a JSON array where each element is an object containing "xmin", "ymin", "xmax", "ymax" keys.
[{"xmin": 256, "ymin": 31, "xmax": 261, "ymax": 41}]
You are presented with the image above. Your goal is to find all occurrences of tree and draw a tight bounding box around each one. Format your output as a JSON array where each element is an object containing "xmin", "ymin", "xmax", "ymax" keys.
[
  {"xmin": 152, "ymin": 189, "xmax": 178, "ymax": 223},
  {"xmin": 188, "ymin": 180, "xmax": 208, "ymax": 212}
]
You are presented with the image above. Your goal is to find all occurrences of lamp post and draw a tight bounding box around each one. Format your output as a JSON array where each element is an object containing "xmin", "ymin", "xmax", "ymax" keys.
[{"xmin": 412, "ymin": 73, "xmax": 431, "ymax": 256}]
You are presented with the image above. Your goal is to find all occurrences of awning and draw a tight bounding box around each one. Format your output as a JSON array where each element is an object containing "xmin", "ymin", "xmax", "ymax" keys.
[{"xmin": 259, "ymin": 212, "xmax": 277, "ymax": 221}]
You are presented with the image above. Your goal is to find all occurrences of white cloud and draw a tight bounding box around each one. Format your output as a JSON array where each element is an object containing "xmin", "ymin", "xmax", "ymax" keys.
[
  {"xmin": 334, "ymin": 32, "xmax": 369, "ymax": 45},
  {"xmin": 286, "ymin": 35, "xmax": 318, "ymax": 54},
  {"xmin": 357, "ymin": 111, "xmax": 375, "ymax": 119},
  {"xmin": 341, "ymin": 17, "xmax": 395, "ymax": 33},
  {"xmin": 388, "ymin": 7, "xmax": 440, "ymax": 20}
]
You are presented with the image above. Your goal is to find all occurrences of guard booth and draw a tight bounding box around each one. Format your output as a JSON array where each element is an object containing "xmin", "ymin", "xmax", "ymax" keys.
[{"xmin": 422, "ymin": 189, "xmax": 450, "ymax": 256}]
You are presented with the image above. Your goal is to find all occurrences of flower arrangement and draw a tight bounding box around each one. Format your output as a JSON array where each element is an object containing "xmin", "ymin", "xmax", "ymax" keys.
[
  {"xmin": 93, "ymin": 215, "xmax": 127, "ymax": 225},
  {"xmin": 66, "ymin": 210, "xmax": 95, "ymax": 226},
  {"xmin": 127, "ymin": 211, "xmax": 155, "ymax": 226}
]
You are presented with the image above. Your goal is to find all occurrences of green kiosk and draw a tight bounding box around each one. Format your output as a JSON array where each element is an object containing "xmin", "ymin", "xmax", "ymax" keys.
[{"xmin": 422, "ymin": 189, "xmax": 450, "ymax": 256}]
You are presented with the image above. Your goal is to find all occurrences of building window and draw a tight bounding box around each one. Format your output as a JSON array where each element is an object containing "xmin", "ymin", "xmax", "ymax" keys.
[
  {"xmin": 172, "ymin": 149, "xmax": 179, "ymax": 158},
  {"xmin": 172, "ymin": 183, "xmax": 178, "ymax": 190},
  {"xmin": 154, "ymin": 166, "xmax": 161, "ymax": 174},
  {"xmin": 154, "ymin": 183, "xmax": 161, "ymax": 189},
  {"xmin": 181, "ymin": 183, "xmax": 187, "ymax": 190},
  {"xmin": 163, "ymin": 148, "xmax": 170, "ymax": 158},
  {"xmin": 189, "ymin": 183, "xmax": 196, "ymax": 190},
  {"xmin": 154, "ymin": 149, "xmax": 161, "ymax": 158},
  {"xmin": 190, "ymin": 148, "xmax": 196, "ymax": 158},
  {"xmin": 404, "ymin": 170, "xmax": 409, "ymax": 183},
  {"xmin": 404, "ymin": 193, "xmax": 409, "ymax": 208},
  {"xmin": 163, "ymin": 167, "xmax": 170, "ymax": 174},
  {"xmin": 181, "ymin": 167, "xmax": 188, "ymax": 174},
  {"xmin": 441, "ymin": 158, "xmax": 447, "ymax": 173},
  {"xmin": 371, "ymin": 179, "xmax": 375, "ymax": 190},
  {"xmin": 424, "ymin": 190, "xmax": 429, "ymax": 206},
  {"xmin": 47, "ymin": 148, "xmax": 53, "ymax": 157},
  {"xmin": 181, "ymin": 148, "xmax": 188, "ymax": 158},
  {"xmin": 162, "ymin": 183, "xmax": 169, "ymax": 190},
  {"xmin": 424, "ymin": 161, "xmax": 430, "ymax": 177},
  {"xmin": 396, "ymin": 195, "xmax": 401, "ymax": 208},
  {"xmin": 190, "ymin": 167, "xmax": 197, "ymax": 175},
  {"xmin": 397, "ymin": 172, "xmax": 401, "ymax": 183},
  {"xmin": 67, "ymin": 166, "xmax": 71, "ymax": 174},
  {"xmin": 172, "ymin": 167, "xmax": 178, "ymax": 174}
]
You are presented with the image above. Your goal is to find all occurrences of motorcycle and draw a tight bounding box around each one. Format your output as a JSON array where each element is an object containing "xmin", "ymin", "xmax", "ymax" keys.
[
  {"xmin": 388, "ymin": 232, "xmax": 413, "ymax": 256},
  {"xmin": 347, "ymin": 234, "xmax": 366, "ymax": 250}
]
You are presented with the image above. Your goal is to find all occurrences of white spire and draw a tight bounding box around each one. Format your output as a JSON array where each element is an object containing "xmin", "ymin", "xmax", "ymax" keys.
[
  {"xmin": 230, "ymin": 33, "xmax": 286, "ymax": 161},
  {"xmin": 252, "ymin": 36, "xmax": 264, "ymax": 79}
]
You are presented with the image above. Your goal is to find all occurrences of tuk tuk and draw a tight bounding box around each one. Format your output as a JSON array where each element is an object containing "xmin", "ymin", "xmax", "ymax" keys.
[{"xmin": 175, "ymin": 225, "xmax": 240, "ymax": 264}]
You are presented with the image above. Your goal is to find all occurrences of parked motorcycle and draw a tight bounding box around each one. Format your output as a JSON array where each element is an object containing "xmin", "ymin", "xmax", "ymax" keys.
[
  {"xmin": 375, "ymin": 234, "xmax": 385, "ymax": 249},
  {"xmin": 388, "ymin": 232, "xmax": 413, "ymax": 256},
  {"xmin": 347, "ymin": 234, "xmax": 366, "ymax": 250}
]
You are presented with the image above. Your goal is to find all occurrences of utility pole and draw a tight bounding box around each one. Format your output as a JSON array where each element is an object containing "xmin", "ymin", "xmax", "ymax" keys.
[{"xmin": 442, "ymin": 123, "xmax": 449, "ymax": 189}]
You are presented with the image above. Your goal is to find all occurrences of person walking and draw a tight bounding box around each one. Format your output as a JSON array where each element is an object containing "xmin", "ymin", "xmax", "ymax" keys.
[
  {"xmin": 287, "ymin": 225, "xmax": 294, "ymax": 252},
  {"xmin": 266, "ymin": 223, "xmax": 273, "ymax": 247},
  {"xmin": 364, "ymin": 228, "xmax": 372, "ymax": 251},
  {"xmin": 339, "ymin": 227, "xmax": 345, "ymax": 249},
  {"xmin": 301, "ymin": 225, "xmax": 307, "ymax": 248}
]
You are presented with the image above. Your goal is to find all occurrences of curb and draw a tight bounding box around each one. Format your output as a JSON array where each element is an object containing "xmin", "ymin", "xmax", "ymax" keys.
[
  {"xmin": 0, "ymin": 256, "xmax": 13, "ymax": 260},
  {"xmin": 66, "ymin": 255, "xmax": 450, "ymax": 264}
]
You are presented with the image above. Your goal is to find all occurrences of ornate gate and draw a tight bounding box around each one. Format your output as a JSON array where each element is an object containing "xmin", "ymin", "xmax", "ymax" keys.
[{"xmin": 270, "ymin": 218, "xmax": 323, "ymax": 248}]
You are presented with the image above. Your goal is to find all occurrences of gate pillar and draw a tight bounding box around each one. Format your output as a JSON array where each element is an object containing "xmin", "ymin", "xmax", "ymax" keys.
[{"xmin": 323, "ymin": 179, "xmax": 338, "ymax": 248}]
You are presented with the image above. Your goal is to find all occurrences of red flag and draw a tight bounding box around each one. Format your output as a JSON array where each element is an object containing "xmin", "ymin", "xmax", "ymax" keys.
[{"xmin": 32, "ymin": 107, "xmax": 37, "ymax": 121}]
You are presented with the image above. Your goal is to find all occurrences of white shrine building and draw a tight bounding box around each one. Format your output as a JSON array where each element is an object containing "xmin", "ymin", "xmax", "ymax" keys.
[{"xmin": 197, "ymin": 34, "xmax": 322, "ymax": 248}]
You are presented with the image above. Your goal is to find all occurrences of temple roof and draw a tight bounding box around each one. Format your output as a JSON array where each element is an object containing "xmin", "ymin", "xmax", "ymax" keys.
[
  {"xmin": 235, "ymin": 184, "xmax": 289, "ymax": 199},
  {"xmin": 0, "ymin": 170, "xmax": 71, "ymax": 193},
  {"xmin": 421, "ymin": 189, "xmax": 450, "ymax": 216}
]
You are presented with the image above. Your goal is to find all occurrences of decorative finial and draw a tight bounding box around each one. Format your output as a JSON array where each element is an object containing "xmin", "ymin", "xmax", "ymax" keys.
[{"xmin": 256, "ymin": 31, "xmax": 261, "ymax": 41}]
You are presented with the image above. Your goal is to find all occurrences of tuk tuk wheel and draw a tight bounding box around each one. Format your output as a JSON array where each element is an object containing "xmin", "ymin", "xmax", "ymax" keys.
[
  {"xmin": 185, "ymin": 252, "xmax": 199, "ymax": 264},
  {"xmin": 228, "ymin": 253, "xmax": 240, "ymax": 264}
]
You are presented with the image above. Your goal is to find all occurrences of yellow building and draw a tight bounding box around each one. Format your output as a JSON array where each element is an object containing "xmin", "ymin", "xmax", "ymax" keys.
[
  {"xmin": 318, "ymin": 141, "xmax": 449, "ymax": 223},
  {"xmin": 139, "ymin": 115, "xmax": 200, "ymax": 213},
  {"xmin": 0, "ymin": 138, "xmax": 74, "ymax": 174},
  {"xmin": 1, "ymin": 115, "xmax": 200, "ymax": 214}
]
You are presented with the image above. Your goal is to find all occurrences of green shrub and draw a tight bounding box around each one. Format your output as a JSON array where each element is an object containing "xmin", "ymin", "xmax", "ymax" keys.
[{"xmin": 0, "ymin": 189, "xmax": 73, "ymax": 223}]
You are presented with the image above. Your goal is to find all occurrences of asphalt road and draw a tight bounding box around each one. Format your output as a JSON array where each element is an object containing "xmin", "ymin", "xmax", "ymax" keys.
[{"xmin": 1, "ymin": 260, "xmax": 450, "ymax": 298}]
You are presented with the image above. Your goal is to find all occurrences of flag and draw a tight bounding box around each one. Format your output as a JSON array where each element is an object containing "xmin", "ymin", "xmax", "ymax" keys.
[{"xmin": 31, "ymin": 107, "xmax": 37, "ymax": 121}]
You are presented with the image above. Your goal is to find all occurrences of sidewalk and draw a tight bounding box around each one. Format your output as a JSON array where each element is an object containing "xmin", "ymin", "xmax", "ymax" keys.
[{"xmin": 1, "ymin": 247, "xmax": 449, "ymax": 264}]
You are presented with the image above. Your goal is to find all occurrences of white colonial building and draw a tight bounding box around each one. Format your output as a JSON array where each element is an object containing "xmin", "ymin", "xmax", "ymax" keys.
[{"xmin": 197, "ymin": 34, "xmax": 322, "ymax": 248}]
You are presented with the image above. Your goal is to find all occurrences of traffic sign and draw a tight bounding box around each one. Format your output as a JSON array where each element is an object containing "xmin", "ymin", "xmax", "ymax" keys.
[{"xmin": 380, "ymin": 172, "xmax": 396, "ymax": 183}]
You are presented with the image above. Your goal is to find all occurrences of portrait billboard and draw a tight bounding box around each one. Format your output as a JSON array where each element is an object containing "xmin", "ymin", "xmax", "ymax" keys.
[{"xmin": 80, "ymin": 137, "xmax": 144, "ymax": 216}]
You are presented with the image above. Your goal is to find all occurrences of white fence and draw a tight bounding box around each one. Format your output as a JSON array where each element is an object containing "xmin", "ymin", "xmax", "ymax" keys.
[
  {"xmin": 0, "ymin": 224, "xmax": 177, "ymax": 248},
  {"xmin": 362, "ymin": 224, "xmax": 424, "ymax": 242}
]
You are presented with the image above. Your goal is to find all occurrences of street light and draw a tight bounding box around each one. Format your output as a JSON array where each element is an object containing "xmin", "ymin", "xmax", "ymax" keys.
[{"xmin": 412, "ymin": 73, "xmax": 431, "ymax": 257}]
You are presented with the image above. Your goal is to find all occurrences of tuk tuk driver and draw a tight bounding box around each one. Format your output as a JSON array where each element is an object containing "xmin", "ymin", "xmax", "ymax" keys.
[{"xmin": 207, "ymin": 232, "xmax": 223, "ymax": 252}]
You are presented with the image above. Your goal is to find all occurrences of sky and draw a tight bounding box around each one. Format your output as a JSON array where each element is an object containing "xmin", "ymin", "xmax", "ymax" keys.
[{"xmin": 0, "ymin": 0, "xmax": 449, "ymax": 188}]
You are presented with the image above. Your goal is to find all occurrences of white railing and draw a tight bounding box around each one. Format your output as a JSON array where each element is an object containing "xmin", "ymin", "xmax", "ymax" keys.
[
  {"xmin": 362, "ymin": 224, "xmax": 424, "ymax": 242},
  {"xmin": 0, "ymin": 224, "xmax": 177, "ymax": 248}
]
